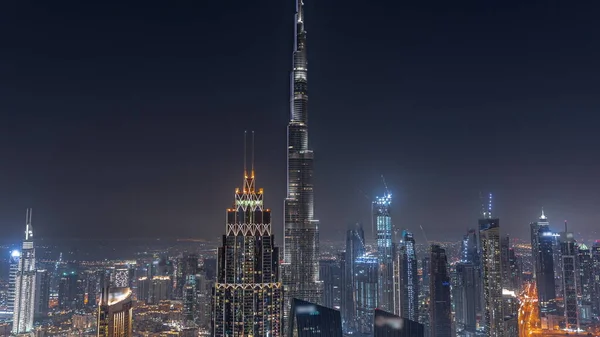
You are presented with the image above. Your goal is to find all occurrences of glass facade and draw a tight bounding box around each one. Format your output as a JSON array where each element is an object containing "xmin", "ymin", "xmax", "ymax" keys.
[
  {"xmin": 289, "ymin": 298, "xmax": 342, "ymax": 337},
  {"xmin": 374, "ymin": 309, "xmax": 425, "ymax": 337},
  {"xmin": 354, "ymin": 254, "xmax": 378, "ymax": 335},
  {"xmin": 479, "ymin": 218, "xmax": 503, "ymax": 337}
]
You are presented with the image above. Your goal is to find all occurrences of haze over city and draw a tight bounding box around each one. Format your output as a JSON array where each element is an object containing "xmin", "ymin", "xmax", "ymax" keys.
[{"xmin": 1, "ymin": 1, "xmax": 599, "ymax": 242}]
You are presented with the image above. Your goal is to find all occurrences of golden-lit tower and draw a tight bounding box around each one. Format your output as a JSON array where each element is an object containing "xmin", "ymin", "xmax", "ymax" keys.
[{"xmin": 97, "ymin": 286, "xmax": 133, "ymax": 337}]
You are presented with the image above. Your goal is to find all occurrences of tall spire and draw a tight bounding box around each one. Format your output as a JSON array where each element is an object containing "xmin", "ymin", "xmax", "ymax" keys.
[
  {"xmin": 540, "ymin": 208, "xmax": 547, "ymax": 220},
  {"xmin": 24, "ymin": 208, "xmax": 33, "ymax": 241},
  {"xmin": 283, "ymin": 0, "xmax": 322, "ymax": 331}
]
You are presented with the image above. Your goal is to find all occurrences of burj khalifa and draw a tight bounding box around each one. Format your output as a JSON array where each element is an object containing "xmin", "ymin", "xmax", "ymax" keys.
[{"xmin": 282, "ymin": 0, "xmax": 323, "ymax": 328}]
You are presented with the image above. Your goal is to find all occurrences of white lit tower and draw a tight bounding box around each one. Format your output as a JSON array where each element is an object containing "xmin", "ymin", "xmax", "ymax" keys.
[
  {"xmin": 282, "ymin": 0, "xmax": 322, "ymax": 328},
  {"xmin": 12, "ymin": 208, "xmax": 36, "ymax": 335},
  {"xmin": 374, "ymin": 193, "xmax": 393, "ymax": 312}
]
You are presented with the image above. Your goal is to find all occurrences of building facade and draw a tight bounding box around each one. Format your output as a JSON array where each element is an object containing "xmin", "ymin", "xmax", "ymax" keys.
[
  {"xmin": 429, "ymin": 245, "xmax": 452, "ymax": 337},
  {"xmin": 559, "ymin": 229, "xmax": 579, "ymax": 331},
  {"xmin": 531, "ymin": 210, "xmax": 557, "ymax": 315},
  {"xmin": 479, "ymin": 214, "xmax": 503, "ymax": 337},
  {"xmin": 12, "ymin": 209, "xmax": 36, "ymax": 335},
  {"xmin": 401, "ymin": 230, "xmax": 418, "ymax": 321},
  {"xmin": 341, "ymin": 223, "xmax": 365, "ymax": 331},
  {"xmin": 212, "ymin": 164, "xmax": 283, "ymax": 336},
  {"xmin": 97, "ymin": 286, "xmax": 133, "ymax": 337}
]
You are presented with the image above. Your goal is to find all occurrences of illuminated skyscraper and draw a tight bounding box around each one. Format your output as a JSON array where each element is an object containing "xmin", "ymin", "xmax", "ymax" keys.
[
  {"xmin": 97, "ymin": 286, "xmax": 133, "ymax": 337},
  {"xmin": 478, "ymin": 194, "xmax": 503, "ymax": 337},
  {"xmin": 591, "ymin": 242, "xmax": 600, "ymax": 316},
  {"xmin": 341, "ymin": 223, "xmax": 365, "ymax": 331},
  {"xmin": 354, "ymin": 254, "xmax": 378, "ymax": 335},
  {"xmin": 283, "ymin": 0, "xmax": 322, "ymax": 326},
  {"xmin": 7, "ymin": 250, "xmax": 20, "ymax": 315},
  {"xmin": 374, "ymin": 193, "xmax": 394, "ymax": 312},
  {"xmin": 559, "ymin": 224, "xmax": 579, "ymax": 331},
  {"xmin": 12, "ymin": 209, "xmax": 36, "ymax": 335},
  {"xmin": 531, "ymin": 210, "xmax": 557, "ymax": 314},
  {"xmin": 374, "ymin": 309, "xmax": 425, "ymax": 337},
  {"xmin": 212, "ymin": 146, "xmax": 283, "ymax": 336},
  {"xmin": 400, "ymin": 230, "xmax": 418, "ymax": 321},
  {"xmin": 455, "ymin": 262, "xmax": 477, "ymax": 335}
]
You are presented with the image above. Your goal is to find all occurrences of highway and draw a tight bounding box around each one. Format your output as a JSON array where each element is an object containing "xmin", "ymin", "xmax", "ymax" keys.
[{"xmin": 518, "ymin": 282, "xmax": 596, "ymax": 336}]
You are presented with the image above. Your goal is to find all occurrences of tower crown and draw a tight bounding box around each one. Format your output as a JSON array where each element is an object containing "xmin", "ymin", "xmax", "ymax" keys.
[{"xmin": 24, "ymin": 208, "xmax": 33, "ymax": 241}]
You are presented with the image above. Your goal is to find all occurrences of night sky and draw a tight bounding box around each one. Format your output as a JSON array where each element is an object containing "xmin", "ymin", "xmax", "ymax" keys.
[{"xmin": 1, "ymin": 0, "xmax": 599, "ymax": 243}]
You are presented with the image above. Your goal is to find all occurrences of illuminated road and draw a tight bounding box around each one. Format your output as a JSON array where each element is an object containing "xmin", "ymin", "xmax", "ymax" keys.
[
  {"xmin": 519, "ymin": 282, "xmax": 540, "ymax": 336},
  {"xmin": 519, "ymin": 282, "xmax": 596, "ymax": 336}
]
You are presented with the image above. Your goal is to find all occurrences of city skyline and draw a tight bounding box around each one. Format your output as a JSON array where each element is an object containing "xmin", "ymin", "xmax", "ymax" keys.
[{"xmin": 1, "ymin": 1, "xmax": 600, "ymax": 244}]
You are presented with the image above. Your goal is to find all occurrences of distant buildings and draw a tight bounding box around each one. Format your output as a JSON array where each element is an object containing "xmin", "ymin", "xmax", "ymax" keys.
[{"xmin": 12, "ymin": 208, "xmax": 36, "ymax": 335}]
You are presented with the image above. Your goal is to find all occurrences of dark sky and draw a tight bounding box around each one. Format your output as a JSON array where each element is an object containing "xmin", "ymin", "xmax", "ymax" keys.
[{"xmin": 1, "ymin": 0, "xmax": 599, "ymax": 243}]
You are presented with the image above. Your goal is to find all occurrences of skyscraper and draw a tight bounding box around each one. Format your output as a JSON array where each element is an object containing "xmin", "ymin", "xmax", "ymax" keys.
[
  {"xmin": 282, "ymin": 0, "xmax": 322, "ymax": 329},
  {"xmin": 341, "ymin": 223, "xmax": 365, "ymax": 331},
  {"xmin": 34, "ymin": 269, "xmax": 50, "ymax": 317},
  {"xmin": 97, "ymin": 286, "xmax": 133, "ymax": 337},
  {"xmin": 478, "ymin": 201, "xmax": 503, "ymax": 337},
  {"xmin": 578, "ymin": 244, "xmax": 593, "ymax": 314},
  {"xmin": 12, "ymin": 209, "xmax": 36, "ymax": 335},
  {"xmin": 592, "ymin": 242, "xmax": 600, "ymax": 316},
  {"xmin": 212, "ymin": 150, "xmax": 283, "ymax": 336},
  {"xmin": 400, "ymin": 230, "xmax": 418, "ymax": 321},
  {"xmin": 429, "ymin": 245, "xmax": 451, "ymax": 337},
  {"xmin": 454, "ymin": 262, "xmax": 477, "ymax": 335},
  {"xmin": 559, "ymin": 225, "xmax": 579, "ymax": 331},
  {"xmin": 354, "ymin": 253, "xmax": 379, "ymax": 335},
  {"xmin": 531, "ymin": 210, "xmax": 557, "ymax": 314},
  {"xmin": 374, "ymin": 193, "xmax": 394, "ymax": 312},
  {"xmin": 7, "ymin": 250, "xmax": 20, "ymax": 315}
]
